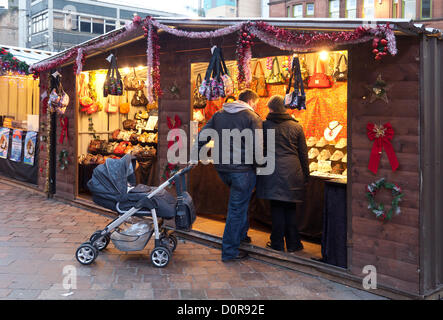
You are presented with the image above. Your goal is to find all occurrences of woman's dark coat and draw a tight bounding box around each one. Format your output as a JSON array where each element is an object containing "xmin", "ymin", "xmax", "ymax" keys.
[{"xmin": 256, "ymin": 112, "xmax": 309, "ymax": 203}]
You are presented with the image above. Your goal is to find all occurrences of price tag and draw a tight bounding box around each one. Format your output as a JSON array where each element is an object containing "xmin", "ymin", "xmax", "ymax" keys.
[
  {"xmin": 106, "ymin": 54, "xmax": 114, "ymax": 63},
  {"xmin": 52, "ymin": 71, "xmax": 61, "ymax": 78}
]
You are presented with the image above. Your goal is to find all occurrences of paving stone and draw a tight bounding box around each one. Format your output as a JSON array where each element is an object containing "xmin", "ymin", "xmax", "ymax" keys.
[
  {"xmin": 179, "ymin": 289, "xmax": 207, "ymax": 300},
  {"xmin": 8, "ymin": 289, "xmax": 41, "ymax": 299}
]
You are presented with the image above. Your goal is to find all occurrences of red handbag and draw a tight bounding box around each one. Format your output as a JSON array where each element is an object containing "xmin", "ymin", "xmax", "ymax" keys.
[{"xmin": 308, "ymin": 57, "xmax": 332, "ymax": 88}]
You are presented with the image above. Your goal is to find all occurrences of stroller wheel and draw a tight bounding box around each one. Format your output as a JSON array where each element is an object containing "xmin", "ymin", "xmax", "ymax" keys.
[
  {"xmin": 150, "ymin": 246, "xmax": 171, "ymax": 268},
  {"xmin": 160, "ymin": 234, "xmax": 177, "ymax": 252},
  {"xmin": 76, "ymin": 242, "xmax": 98, "ymax": 265},
  {"xmin": 90, "ymin": 231, "xmax": 110, "ymax": 251}
]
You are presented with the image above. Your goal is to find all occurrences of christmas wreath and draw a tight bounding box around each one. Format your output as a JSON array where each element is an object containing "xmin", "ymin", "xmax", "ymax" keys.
[{"xmin": 366, "ymin": 178, "xmax": 404, "ymax": 221}]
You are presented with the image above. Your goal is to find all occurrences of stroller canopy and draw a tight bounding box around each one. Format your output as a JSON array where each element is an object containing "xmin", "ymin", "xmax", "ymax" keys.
[{"xmin": 87, "ymin": 154, "xmax": 134, "ymax": 203}]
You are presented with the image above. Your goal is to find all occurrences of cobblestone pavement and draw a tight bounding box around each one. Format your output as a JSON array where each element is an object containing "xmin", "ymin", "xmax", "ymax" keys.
[{"xmin": 0, "ymin": 182, "xmax": 385, "ymax": 300}]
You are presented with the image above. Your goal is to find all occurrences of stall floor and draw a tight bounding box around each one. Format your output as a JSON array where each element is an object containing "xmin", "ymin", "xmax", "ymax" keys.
[{"xmin": 192, "ymin": 214, "xmax": 322, "ymax": 260}]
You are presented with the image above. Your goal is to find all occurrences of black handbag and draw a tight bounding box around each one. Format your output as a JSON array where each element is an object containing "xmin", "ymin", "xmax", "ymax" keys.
[
  {"xmin": 333, "ymin": 54, "xmax": 348, "ymax": 82},
  {"xmin": 284, "ymin": 57, "xmax": 306, "ymax": 110},
  {"xmin": 193, "ymin": 74, "xmax": 207, "ymax": 109}
]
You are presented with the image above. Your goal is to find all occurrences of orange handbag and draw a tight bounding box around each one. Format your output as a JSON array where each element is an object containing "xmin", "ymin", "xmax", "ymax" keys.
[
  {"xmin": 308, "ymin": 57, "xmax": 332, "ymax": 89},
  {"xmin": 119, "ymin": 92, "xmax": 130, "ymax": 114}
]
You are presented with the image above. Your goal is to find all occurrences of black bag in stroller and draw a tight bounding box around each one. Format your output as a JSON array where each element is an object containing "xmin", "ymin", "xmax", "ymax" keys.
[{"xmin": 75, "ymin": 154, "xmax": 196, "ymax": 268}]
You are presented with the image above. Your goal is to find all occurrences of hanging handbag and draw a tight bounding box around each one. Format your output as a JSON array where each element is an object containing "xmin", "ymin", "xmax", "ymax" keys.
[
  {"xmin": 219, "ymin": 48, "xmax": 233, "ymax": 96},
  {"xmin": 284, "ymin": 57, "xmax": 306, "ymax": 110},
  {"xmin": 123, "ymin": 119, "xmax": 137, "ymax": 130},
  {"xmin": 131, "ymin": 89, "xmax": 149, "ymax": 107},
  {"xmin": 56, "ymin": 80, "xmax": 70, "ymax": 115},
  {"xmin": 265, "ymin": 57, "xmax": 285, "ymax": 85},
  {"xmin": 251, "ymin": 61, "xmax": 268, "ymax": 97},
  {"xmin": 103, "ymin": 55, "xmax": 123, "ymax": 97},
  {"xmin": 193, "ymin": 73, "xmax": 207, "ymax": 109},
  {"xmin": 119, "ymin": 91, "xmax": 130, "ymax": 114},
  {"xmin": 198, "ymin": 47, "xmax": 225, "ymax": 101},
  {"xmin": 123, "ymin": 68, "xmax": 142, "ymax": 91},
  {"xmin": 105, "ymin": 95, "xmax": 119, "ymax": 113},
  {"xmin": 308, "ymin": 57, "xmax": 332, "ymax": 88},
  {"xmin": 333, "ymin": 54, "xmax": 348, "ymax": 82}
]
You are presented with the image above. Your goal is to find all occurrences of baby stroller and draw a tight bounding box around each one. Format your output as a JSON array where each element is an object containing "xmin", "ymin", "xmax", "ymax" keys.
[{"xmin": 75, "ymin": 154, "xmax": 196, "ymax": 268}]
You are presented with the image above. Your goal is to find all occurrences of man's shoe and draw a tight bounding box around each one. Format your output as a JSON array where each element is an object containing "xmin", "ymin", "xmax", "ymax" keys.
[
  {"xmin": 241, "ymin": 236, "xmax": 252, "ymax": 244},
  {"xmin": 222, "ymin": 251, "xmax": 248, "ymax": 262},
  {"xmin": 287, "ymin": 243, "xmax": 304, "ymax": 252}
]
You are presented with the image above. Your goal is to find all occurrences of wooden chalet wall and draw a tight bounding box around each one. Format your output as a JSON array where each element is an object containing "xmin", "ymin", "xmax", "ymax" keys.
[{"xmin": 348, "ymin": 36, "xmax": 421, "ymax": 295}]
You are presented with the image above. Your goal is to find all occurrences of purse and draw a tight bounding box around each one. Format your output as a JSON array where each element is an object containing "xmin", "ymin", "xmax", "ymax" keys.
[
  {"xmin": 119, "ymin": 92, "xmax": 130, "ymax": 114},
  {"xmin": 265, "ymin": 57, "xmax": 285, "ymax": 85},
  {"xmin": 193, "ymin": 73, "xmax": 207, "ymax": 109},
  {"xmin": 131, "ymin": 89, "xmax": 149, "ymax": 107},
  {"xmin": 124, "ymin": 68, "xmax": 142, "ymax": 91},
  {"xmin": 198, "ymin": 47, "xmax": 225, "ymax": 101},
  {"xmin": 333, "ymin": 54, "xmax": 348, "ymax": 82},
  {"xmin": 219, "ymin": 48, "xmax": 233, "ymax": 96},
  {"xmin": 251, "ymin": 61, "xmax": 268, "ymax": 97},
  {"xmin": 123, "ymin": 119, "xmax": 137, "ymax": 130},
  {"xmin": 284, "ymin": 57, "xmax": 306, "ymax": 110},
  {"xmin": 105, "ymin": 95, "xmax": 119, "ymax": 113},
  {"xmin": 87, "ymin": 140, "xmax": 105, "ymax": 154},
  {"xmin": 103, "ymin": 55, "xmax": 123, "ymax": 97},
  {"xmin": 308, "ymin": 57, "xmax": 332, "ymax": 88}
]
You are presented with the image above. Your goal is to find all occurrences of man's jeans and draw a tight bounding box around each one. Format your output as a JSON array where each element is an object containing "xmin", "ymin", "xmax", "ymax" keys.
[{"xmin": 217, "ymin": 169, "xmax": 256, "ymax": 261}]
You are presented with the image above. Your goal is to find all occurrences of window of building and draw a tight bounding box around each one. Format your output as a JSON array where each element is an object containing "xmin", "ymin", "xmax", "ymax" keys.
[
  {"xmin": 402, "ymin": 0, "xmax": 416, "ymax": 19},
  {"xmin": 421, "ymin": 0, "xmax": 431, "ymax": 19},
  {"xmin": 92, "ymin": 18, "xmax": 104, "ymax": 34},
  {"xmin": 293, "ymin": 4, "xmax": 303, "ymax": 18},
  {"xmin": 287, "ymin": 6, "xmax": 291, "ymax": 17},
  {"xmin": 80, "ymin": 16, "xmax": 92, "ymax": 33},
  {"xmin": 306, "ymin": 3, "xmax": 315, "ymax": 16},
  {"xmin": 393, "ymin": 0, "xmax": 399, "ymax": 18},
  {"xmin": 346, "ymin": 0, "xmax": 357, "ymax": 18},
  {"xmin": 329, "ymin": 0, "xmax": 340, "ymax": 18},
  {"xmin": 362, "ymin": 0, "xmax": 375, "ymax": 19},
  {"xmin": 105, "ymin": 20, "xmax": 116, "ymax": 33},
  {"xmin": 31, "ymin": 13, "xmax": 48, "ymax": 34}
]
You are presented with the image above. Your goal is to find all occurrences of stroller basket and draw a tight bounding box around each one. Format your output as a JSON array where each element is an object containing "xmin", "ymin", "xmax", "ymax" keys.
[{"xmin": 110, "ymin": 227, "xmax": 152, "ymax": 252}]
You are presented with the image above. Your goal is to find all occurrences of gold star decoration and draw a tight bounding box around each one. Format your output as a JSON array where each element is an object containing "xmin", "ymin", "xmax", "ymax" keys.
[{"xmin": 363, "ymin": 74, "xmax": 392, "ymax": 104}]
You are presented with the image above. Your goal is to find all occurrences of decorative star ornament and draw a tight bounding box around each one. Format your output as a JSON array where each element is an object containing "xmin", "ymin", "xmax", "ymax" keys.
[{"xmin": 364, "ymin": 74, "xmax": 392, "ymax": 104}]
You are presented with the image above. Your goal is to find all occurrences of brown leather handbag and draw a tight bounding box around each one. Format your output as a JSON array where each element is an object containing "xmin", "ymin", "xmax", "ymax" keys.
[{"xmin": 251, "ymin": 61, "xmax": 268, "ymax": 97}]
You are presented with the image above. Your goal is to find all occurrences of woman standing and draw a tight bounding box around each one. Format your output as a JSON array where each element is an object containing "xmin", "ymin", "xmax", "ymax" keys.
[{"xmin": 257, "ymin": 95, "xmax": 309, "ymax": 252}]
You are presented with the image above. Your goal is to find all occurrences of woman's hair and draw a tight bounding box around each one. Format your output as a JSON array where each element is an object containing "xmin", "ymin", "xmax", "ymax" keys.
[
  {"xmin": 238, "ymin": 89, "xmax": 259, "ymax": 103},
  {"xmin": 267, "ymin": 95, "xmax": 286, "ymax": 113}
]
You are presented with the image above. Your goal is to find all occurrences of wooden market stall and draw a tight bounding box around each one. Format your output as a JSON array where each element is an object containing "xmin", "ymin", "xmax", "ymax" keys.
[{"xmin": 29, "ymin": 17, "xmax": 442, "ymax": 299}]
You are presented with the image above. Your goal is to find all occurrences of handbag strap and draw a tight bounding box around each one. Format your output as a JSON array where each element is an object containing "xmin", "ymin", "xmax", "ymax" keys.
[
  {"xmin": 253, "ymin": 61, "xmax": 265, "ymax": 77},
  {"xmin": 295, "ymin": 57, "xmax": 305, "ymax": 96},
  {"xmin": 204, "ymin": 47, "xmax": 218, "ymax": 81},
  {"xmin": 336, "ymin": 54, "xmax": 348, "ymax": 72},
  {"xmin": 218, "ymin": 48, "xmax": 229, "ymax": 76},
  {"xmin": 270, "ymin": 57, "xmax": 281, "ymax": 76}
]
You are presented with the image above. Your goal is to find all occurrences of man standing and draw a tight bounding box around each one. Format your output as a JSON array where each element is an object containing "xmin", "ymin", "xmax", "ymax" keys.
[{"xmin": 195, "ymin": 89, "xmax": 262, "ymax": 262}]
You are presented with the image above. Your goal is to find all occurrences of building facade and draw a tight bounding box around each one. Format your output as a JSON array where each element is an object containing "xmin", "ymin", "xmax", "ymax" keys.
[
  {"xmin": 203, "ymin": 0, "xmax": 263, "ymax": 17},
  {"xmin": 19, "ymin": 0, "xmax": 179, "ymax": 52},
  {"xmin": 269, "ymin": 0, "xmax": 443, "ymax": 29},
  {"xmin": 0, "ymin": 5, "xmax": 19, "ymax": 46}
]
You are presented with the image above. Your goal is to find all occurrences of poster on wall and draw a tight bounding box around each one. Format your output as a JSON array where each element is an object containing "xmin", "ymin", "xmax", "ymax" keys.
[
  {"xmin": 23, "ymin": 131, "xmax": 37, "ymax": 166},
  {"xmin": 0, "ymin": 128, "xmax": 10, "ymax": 159},
  {"xmin": 9, "ymin": 129, "xmax": 23, "ymax": 162}
]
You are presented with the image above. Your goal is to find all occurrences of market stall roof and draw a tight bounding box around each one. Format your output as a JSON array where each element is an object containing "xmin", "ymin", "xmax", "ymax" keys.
[
  {"xmin": 32, "ymin": 17, "xmax": 440, "ymax": 69},
  {"xmin": 0, "ymin": 45, "xmax": 54, "ymax": 65}
]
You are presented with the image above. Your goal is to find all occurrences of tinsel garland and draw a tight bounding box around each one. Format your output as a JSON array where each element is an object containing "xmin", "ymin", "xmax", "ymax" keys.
[
  {"xmin": 74, "ymin": 48, "xmax": 85, "ymax": 75},
  {"xmin": 145, "ymin": 21, "xmax": 154, "ymax": 103},
  {"xmin": 0, "ymin": 47, "xmax": 30, "ymax": 75},
  {"xmin": 44, "ymin": 74, "xmax": 52, "ymax": 194}
]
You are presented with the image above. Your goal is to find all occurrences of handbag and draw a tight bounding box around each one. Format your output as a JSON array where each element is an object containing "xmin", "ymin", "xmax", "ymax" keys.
[
  {"xmin": 284, "ymin": 57, "xmax": 306, "ymax": 110},
  {"xmin": 193, "ymin": 73, "xmax": 207, "ymax": 109},
  {"xmin": 123, "ymin": 67, "xmax": 144, "ymax": 91},
  {"xmin": 251, "ymin": 61, "xmax": 268, "ymax": 97},
  {"xmin": 198, "ymin": 47, "xmax": 225, "ymax": 101},
  {"xmin": 333, "ymin": 54, "xmax": 348, "ymax": 82},
  {"xmin": 218, "ymin": 48, "xmax": 233, "ymax": 96},
  {"xmin": 103, "ymin": 55, "xmax": 123, "ymax": 97},
  {"xmin": 56, "ymin": 81, "xmax": 70, "ymax": 115},
  {"xmin": 265, "ymin": 57, "xmax": 285, "ymax": 85},
  {"xmin": 87, "ymin": 140, "xmax": 105, "ymax": 154},
  {"xmin": 105, "ymin": 95, "xmax": 119, "ymax": 113},
  {"xmin": 123, "ymin": 119, "xmax": 137, "ymax": 130},
  {"xmin": 308, "ymin": 57, "xmax": 332, "ymax": 88},
  {"xmin": 131, "ymin": 89, "xmax": 149, "ymax": 107},
  {"xmin": 119, "ymin": 92, "xmax": 130, "ymax": 114}
]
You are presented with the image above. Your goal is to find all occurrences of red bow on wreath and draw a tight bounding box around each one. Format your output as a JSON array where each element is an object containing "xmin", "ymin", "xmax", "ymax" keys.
[
  {"xmin": 59, "ymin": 116, "xmax": 68, "ymax": 144},
  {"xmin": 367, "ymin": 122, "xmax": 399, "ymax": 174}
]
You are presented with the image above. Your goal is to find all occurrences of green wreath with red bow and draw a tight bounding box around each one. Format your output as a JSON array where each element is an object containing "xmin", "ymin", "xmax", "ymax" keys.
[{"xmin": 366, "ymin": 178, "xmax": 404, "ymax": 221}]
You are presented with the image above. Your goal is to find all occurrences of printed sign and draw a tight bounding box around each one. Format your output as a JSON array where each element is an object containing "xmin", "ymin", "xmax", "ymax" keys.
[
  {"xmin": 0, "ymin": 127, "xmax": 10, "ymax": 159},
  {"xmin": 24, "ymin": 131, "xmax": 37, "ymax": 165},
  {"xmin": 9, "ymin": 129, "xmax": 23, "ymax": 162}
]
